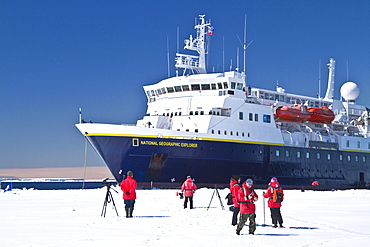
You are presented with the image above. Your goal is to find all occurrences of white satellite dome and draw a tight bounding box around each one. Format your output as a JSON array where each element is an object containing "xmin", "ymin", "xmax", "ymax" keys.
[{"xmin": 340, "ymin": 81, "xmax": 360, "ymax": 101}]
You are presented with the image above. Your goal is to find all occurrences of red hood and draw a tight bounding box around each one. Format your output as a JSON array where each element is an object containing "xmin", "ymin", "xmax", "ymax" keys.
[{"xmin": 230, "ymin": 178, "xmax": 238, "ymax": 187}]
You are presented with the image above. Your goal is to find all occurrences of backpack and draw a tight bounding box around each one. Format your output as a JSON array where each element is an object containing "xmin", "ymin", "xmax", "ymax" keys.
[
  {"xmin": 225, "ymin": 193, "xmax": 233, "ymax": 205},
  {"xmin": 270, "ymin": 186, "xmax": 284, "ymax": 203}
]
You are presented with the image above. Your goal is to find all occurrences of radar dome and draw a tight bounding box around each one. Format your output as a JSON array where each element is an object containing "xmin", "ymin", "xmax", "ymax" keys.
[{"xmin": 340, "ymin": 81, "xmax": 360, "ymax": 101}]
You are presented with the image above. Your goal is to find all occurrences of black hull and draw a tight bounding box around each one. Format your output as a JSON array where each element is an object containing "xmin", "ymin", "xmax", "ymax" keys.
[{"xmin": 86, "ymin": 135, "xmax": 370, "ymax": 189}]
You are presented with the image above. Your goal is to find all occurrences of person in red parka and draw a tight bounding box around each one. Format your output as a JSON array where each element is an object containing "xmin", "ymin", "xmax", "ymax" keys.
[
  {"xmin": 230, "ymin": 175, "xmax": 241, "ymax": 226},
  {"xmin": 236, "ymin": 178, "xmax": 258, "ymax": 235},
  {"xmin": 181, "ymin": 175, "xmax": 197, "ymax": 209},
  {"xmin": 120, "ymin": 171, "xmax": 137, "ymax": 218},
  {"xmin": 263, "ymin": 177, "xmax": 284, "ymax": 228}
]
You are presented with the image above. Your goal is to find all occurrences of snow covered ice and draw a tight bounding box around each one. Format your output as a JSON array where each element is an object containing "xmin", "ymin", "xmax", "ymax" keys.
[{"xmin": 1, "ymin": 187, "xmax": 370, "ymax": 246}]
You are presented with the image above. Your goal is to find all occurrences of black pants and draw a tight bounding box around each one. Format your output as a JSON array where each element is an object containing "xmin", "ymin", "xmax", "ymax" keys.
[
  {"xmin": 184, "ymin": 196, "xmax": 193, "ymax": 209},
  {"xmin": 270, "ymin": 207, "xmax": 283, "ymax": 225},
  {"xmin": 232, "ymin": 207, "xmax": 240, "ymax": 225}
]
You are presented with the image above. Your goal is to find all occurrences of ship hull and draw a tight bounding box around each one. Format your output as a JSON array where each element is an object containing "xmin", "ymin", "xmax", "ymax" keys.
[{"xmin": 85, "ymin": 134, "xmax": 370, "ymax": 189}]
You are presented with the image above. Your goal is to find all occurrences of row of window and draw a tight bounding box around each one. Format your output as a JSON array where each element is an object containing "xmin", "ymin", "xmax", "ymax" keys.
[
  {"xmin": 239, "ymin": 112, "xmax": 272, "ymax": 123},
  {"xmin": 146, "ymin": 81, "xmax": 244, "ymax": 97},
  {"xmin": 275, "ymin": 149, "xmax": 367, "ymax": 162},
  {"xmin": 210, "ymin": 129, "xmax": 250, "ymax": 137},
  {"xmin": 257, "ymin": 90, "xmax": 330, "ymax": 108},
  {"xmin": 346, "ymin": 140, "xmax": 370, "ymax": 149}
]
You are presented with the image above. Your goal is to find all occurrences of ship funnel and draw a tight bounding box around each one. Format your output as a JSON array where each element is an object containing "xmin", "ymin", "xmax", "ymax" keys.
[{"xmin": 324, "ymin": 58, "xmax": 335, "ymax": 100}]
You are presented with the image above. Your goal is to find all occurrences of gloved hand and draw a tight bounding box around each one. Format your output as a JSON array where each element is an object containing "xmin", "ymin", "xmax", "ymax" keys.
[{"xmin": 126, "ymin": 191, "xmax": 130, "ymax": 195}]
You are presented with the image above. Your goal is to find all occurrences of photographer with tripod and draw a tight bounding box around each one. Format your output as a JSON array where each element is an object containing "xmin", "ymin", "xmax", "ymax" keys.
[{"xmin": 120, "ymin": 171, "xmax": 137, "ymax": 218}]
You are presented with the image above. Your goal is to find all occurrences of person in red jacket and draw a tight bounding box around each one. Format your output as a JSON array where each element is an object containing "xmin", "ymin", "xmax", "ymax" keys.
[
  {"xmin": 263, "ymin": 177, "xmax": 284, "ymax": 228},
  {"xmin": 236, "ymin": 178, "xmax": 258, "ymax": 235},
  {"xmin": 230, "ymin": 175, "xmax": 241, "ymax": 226},
  {"xmin": 181, "ymin": 175, "xmax": 197, "ymax": 209},
  {"xmin": 120, "ymin": 171, "xmax": 137, "ymax": 218}
]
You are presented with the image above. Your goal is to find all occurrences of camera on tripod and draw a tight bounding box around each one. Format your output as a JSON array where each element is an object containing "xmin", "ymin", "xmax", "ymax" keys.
[
  {"xmin": 101, "ymin": 178, "xmax": 119, "ymax": 217},
  {"xmin": 102, "ymin": 178, "xmax": 115, "ymax": 187}
]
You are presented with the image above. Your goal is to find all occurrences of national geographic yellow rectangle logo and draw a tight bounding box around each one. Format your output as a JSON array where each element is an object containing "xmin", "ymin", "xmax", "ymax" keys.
[{"xmin": 132, "ymin": 138, "xmax": 139, "ymax": 147}]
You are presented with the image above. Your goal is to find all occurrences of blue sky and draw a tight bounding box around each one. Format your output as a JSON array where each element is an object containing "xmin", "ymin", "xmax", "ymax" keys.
[{"xmin": 1, "ymin": 0, "xmax": 370, "ymax": 169}]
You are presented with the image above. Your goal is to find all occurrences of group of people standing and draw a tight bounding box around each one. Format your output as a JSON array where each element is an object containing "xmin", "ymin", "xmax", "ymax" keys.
[
  {"xmin": 118, "ymin": 169, "xmax": 283, "ymax": 236},
  {"xmin": 230, "ymin": 175, "xmax": 284, "ymax": 235}
]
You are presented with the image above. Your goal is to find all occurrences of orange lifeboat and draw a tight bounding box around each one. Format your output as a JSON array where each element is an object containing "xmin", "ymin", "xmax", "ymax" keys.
[
  {"xmin": 275, "ymin": 105, "xmax": 311, "ymax": 123},
  {"xmin": 307, "ymin": 106, "xmax": 335, "ymax": 124}
]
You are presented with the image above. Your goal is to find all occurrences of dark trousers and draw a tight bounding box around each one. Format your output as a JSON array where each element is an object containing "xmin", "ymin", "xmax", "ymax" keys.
[
  {"xmin": 184, "ymin": 196, "xmax": 193, "ymax": 209},
  {"xmin": 124, "ymin": 199, "xmax": 135, "ymax": 208},
  {"xmin": 236, "ymin": 213, "xmax": 256, "ymax": 234},
  {"xmin": 124, "ymin": 199, "xmax": 135, "ymax": 218},
  {"xmin": 270, "ymin": 207, "xmax": 283, "ymax": 225},
  {"xmin": 232, "ymin": 207, "xmax": 240, "ymax": 226}
]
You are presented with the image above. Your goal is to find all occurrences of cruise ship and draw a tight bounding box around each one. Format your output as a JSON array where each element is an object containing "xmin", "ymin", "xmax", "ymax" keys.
[{"xmin": 76, "ymin": 15, "xmax": 370, "ymax": 189}]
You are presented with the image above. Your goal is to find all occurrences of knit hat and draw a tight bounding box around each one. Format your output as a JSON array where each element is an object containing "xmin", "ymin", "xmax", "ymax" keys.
[
  {"xmin": 246, "ymin": 178, "xmax": 253, "ymax": 185},
  {"xmin": 127, "ymin": 171, "xmax": 133, "ymax": 177},
  {"xmin": 187, "ymin": 175, "xmax": 191, "ymax": 179},
  {"xmin": 271, "ymin": 177, "xmax": 277, "ymax": 183},
  {"xmin": 232, "ymin": 175, "xmax": 240, "ymax": 181}
]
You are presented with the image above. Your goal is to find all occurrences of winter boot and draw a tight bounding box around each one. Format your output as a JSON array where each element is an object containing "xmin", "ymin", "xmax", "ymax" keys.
[
  {"xmin": 129, "ymin": 207, "xmax": 134, "ymax": 218},
  {"xmin": 125, "ymin": 208, "xmax": 129, "ymax": 218}
]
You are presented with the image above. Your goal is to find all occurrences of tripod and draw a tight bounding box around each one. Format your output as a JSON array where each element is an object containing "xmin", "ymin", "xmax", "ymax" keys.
[
  {"xmin": 207, "ymin": 185, "xmax": 225, "ymax": 211},
  {"xmin": 101, "ymin": 183, "xmax": 119, "ymax": 217}
]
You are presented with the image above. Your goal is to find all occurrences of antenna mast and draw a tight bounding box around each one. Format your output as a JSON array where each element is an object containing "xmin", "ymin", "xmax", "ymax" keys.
[
  {"xmin": 175, "ymin": 15, "xmax": 211, "ymax": 75},
  {"xmin": 167, "ymin": 36, "xmax": 170, "ymax": 77},
  {"xmin": 243, "ymin": 14, "xmax": 247, "ymax": 75},
  {"xmin": 324, "ymin": 58, "xmax": 336, "ymax": 100}
]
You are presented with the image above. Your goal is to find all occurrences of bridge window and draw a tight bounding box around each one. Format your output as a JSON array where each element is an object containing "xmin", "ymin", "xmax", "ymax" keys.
[
  {"xmin": 217, "ymin": 82, "xmax": 223, "ymax": 89},
  {"xmin": 191, "ymin": 84, "xmax": 200, "ymax": 91},
  {"xmin": 231, "ymin": 82, "xmax": 236, "ymax": 89},
  {"xmin": 201, "ymin": 84, "xmax": 210, "ymax": 90},
  {"xmin": 249, "ymin": 113, "xmax": 253, "ymax": 121},
  {"xmin": 182, "ymin": 85, "xmax": 190, "ymax": 91},
  {"xmin": 239, "ymin": 112, "xmax": 244, "ymax": 120},
  {"xmin": 254, "ymin": 114, "xmax": 258, "ymax": 122},
  {"xmin": 174, "ymin": 86, "xmax": 182, "ymax": 92},
  {"xmin": 297, "ymin": 151, "xmax": 301, "ymax": 158},
  {"xmin": 167, "ymin": 87, "xmax": 175, "ymax": 93},
  {"xmin": 223, "ymin": 82, "xmax": 228, "ymax": 89},
  {"xmin": 276, "ymin": 150, "xmax": 280, "ymax": 157},
  {"xmin": 306, "ymin": 152, "xmax": 310, "ymax": 159}
]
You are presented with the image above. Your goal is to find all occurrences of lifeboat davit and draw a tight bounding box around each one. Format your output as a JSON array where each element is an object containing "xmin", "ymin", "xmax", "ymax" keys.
[
  {"xmin": 275, "ymin": 105, "xmax": 311, "ymax": 123},
  {"xmin": 307, "ymin": 106, "xmax": 335, "ymax": 124}
]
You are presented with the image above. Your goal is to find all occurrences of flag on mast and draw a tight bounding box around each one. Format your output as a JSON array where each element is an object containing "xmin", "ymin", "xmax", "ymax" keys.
[{"xmin": 207, "ymin": 26, "xmax": 214, "ymax": 36}]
